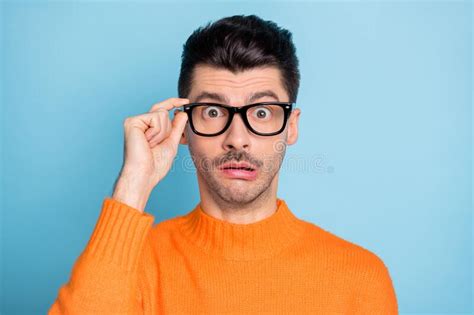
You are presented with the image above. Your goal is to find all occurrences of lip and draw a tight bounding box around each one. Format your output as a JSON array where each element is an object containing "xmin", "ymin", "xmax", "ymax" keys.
[
  {"xmin": 218, "ymin": 162, "xmax": 258, "ymax": 180},
  {"xmin": 218, "ymin": 162, "xmax": 256, "ymax": 171}
]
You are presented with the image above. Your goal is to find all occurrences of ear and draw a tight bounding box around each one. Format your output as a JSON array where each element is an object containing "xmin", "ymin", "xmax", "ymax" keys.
[
  {"xmin": 286, "ymin": 108, "xmax": 301, "ymax": 145},
  {"xmin": 179, "ymin": 126, "xmax": 189, "ymax": 145}
]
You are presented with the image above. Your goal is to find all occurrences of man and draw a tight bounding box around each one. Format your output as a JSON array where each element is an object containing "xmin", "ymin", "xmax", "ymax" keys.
[{"xmin": 49, "ymin": 14, "xmax": 398, "ymax": 314}]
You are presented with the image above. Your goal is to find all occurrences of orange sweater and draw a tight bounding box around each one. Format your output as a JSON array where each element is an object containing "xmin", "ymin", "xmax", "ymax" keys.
[{"xmin": 49, "ymin": 197, "xmax": 398, "ymax": 314}]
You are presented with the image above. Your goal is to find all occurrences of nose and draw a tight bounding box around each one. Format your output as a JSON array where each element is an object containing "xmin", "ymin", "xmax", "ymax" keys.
[{"xmin": 222, "ymin": 113, "xmax": 251, "ymax": 151}]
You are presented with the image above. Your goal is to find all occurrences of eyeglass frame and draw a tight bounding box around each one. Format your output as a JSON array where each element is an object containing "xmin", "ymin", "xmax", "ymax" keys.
[{"xmin": 179, "ymin": 101, "xmax": 295, "ymax": 137}]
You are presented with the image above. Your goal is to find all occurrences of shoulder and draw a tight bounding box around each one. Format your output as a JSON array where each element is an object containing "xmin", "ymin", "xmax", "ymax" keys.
[
  {"xmin": 297, "ymin": 220, "xmax": 398, "ymax": 311},
  {"xmin": 147, "ymin": 213, "xmax": 190, "ymax": 243},
  {"xmin": 298, "ymin": 219, "xmax": 390, "ymax": 273},
  {"xmin": 150, "ymin": 213, "xmax": 187, "ymax": 232}
]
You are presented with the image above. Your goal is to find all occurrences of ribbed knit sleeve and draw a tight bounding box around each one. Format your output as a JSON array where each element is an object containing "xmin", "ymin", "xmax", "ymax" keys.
[{"xmin": 48, "ymin": 197, "xmax": 155, "ymax": 315}]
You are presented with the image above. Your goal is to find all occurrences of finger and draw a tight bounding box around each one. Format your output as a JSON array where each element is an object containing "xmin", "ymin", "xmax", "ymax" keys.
[
  {"xmin": 139, "ymin": 113, "xmax": 159, "ymax": 140},
  {"xmin": 145, "ymin": 99, "xmax": 187, "ymax": 139},
  {"xmin": 148, "ymin": 110, "xmax": 171, "ymax": 144},
  {"xmin": 164, "ymin": 111, "xmax": 188, "ymax": 147},
  {"xmin": 124, "ymin": 112, "xmax": 156, "ymax": 133},
  {"xmin": 147, "ymin": 126, "xmax": 163, "ymax": 143},
  {"xmin": 145, "ymin": 124, "xmax": 155, "ymax": 140},
  {"xmin": 145, "ymin": 128, "xmax": 153, "ymax": 141},
  {"xmin": 149, "ymin": 98, "xmax": 190, "ymax": 113},
  {"xmin": 145, "ymin": 108, "xmax": 170, "ymax": 140}
]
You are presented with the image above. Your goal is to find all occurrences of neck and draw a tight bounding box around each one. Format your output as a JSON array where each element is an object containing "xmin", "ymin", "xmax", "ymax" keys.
[{"xmin": 197, "ymin": 172, "xmax": 279, "ymax": 224}]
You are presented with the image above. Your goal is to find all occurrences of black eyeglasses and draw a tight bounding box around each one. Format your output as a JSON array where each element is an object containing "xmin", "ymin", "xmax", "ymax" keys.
[{"xmin": 180, "ymin": 102, "xmax": 294, "ymax": 137}]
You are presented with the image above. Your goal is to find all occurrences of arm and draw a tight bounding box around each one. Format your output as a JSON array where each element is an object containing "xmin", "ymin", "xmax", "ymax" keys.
[
  {"xmin": 48, "ymin": 197, "xmax": 154, "ymax": 314},
  {"xmin": 48, "ymin": 98, "xmax": 188, "ymax": 314}
]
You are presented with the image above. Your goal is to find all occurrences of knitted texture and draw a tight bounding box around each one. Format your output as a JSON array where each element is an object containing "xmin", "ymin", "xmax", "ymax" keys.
[{"xmin": 49, "ymin": 197, "xmax": 398, "ymax": 314}]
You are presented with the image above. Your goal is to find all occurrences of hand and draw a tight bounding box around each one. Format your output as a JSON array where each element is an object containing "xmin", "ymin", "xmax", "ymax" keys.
[{"xmin": 112, "ymin": 97, "xmax": 190, "ymax": 211}]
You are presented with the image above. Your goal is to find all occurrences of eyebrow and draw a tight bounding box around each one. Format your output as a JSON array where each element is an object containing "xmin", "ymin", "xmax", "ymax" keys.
[{"xmin": 194, "ymin": 90, "xmax": 280, "ymax": 104}]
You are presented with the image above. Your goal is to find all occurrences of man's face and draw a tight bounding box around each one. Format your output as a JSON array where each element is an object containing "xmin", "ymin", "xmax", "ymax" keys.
[{"xmin": 180, "ymin": 64, "xmax": 301, "ymax": 206}]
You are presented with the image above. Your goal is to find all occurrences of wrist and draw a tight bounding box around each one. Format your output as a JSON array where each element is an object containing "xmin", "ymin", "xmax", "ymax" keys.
[{"xmin": 112, "ymin": 173, "xmax": 153, "ymax": 212}]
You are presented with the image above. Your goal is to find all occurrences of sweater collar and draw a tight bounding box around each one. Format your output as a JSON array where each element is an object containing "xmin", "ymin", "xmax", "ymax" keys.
[{"xmin": 178, "ymin": 198, "xmax": 308, "ymax": 261}]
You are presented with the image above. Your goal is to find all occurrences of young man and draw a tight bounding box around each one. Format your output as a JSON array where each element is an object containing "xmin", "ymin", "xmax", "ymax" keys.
[{"xmin": 49, "ymin": 15, "xmax": 398, "ymax": 314}]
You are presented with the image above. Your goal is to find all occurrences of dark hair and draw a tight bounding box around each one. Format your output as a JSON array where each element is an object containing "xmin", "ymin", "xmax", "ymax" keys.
[{"xmin": 178, "ymin": 14, "xmax": 300, "ymax": 103}]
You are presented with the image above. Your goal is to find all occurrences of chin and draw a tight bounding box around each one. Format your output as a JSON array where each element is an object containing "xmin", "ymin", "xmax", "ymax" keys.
[
  {"xmin": 217, "ymin": 181, "xmax": 265, "ymax": 203},
  {"xmin": 218, "ymin": 192, "xmax": 259, "ymax": 205}
]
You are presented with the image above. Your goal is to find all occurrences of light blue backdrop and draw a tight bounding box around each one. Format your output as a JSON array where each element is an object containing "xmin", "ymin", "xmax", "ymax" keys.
[{"xmin": 1, "ymin": 1, "xmax": 472, "ymax": 314}]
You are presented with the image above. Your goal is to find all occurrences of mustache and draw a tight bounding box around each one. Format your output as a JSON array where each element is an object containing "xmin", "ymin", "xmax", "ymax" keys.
[{"xmin": 213, "ymin": 151, "xmax": 263, "ymax": 169}]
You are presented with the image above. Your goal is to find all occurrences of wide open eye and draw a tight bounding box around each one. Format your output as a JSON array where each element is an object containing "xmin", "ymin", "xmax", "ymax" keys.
[
  {"xmin": 250, "ymin": 106, "xmax": 273, "ymax": 121},
  {"xmin": 202, "ymin": 106, "xmax": 226, "ymax": 119}
]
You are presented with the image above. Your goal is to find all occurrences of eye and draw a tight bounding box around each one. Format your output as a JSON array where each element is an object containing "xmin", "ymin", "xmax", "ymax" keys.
[
  {"xmin": 202, "ymin": 106, "xmax": 225, "ymax": 119},
  {"xmin": 251, "ymin": 106, "xmax": 272, "ymax": 120}
]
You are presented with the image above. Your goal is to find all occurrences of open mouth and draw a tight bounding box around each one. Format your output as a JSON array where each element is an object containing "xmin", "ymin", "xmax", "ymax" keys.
[
  {"xmin": 219, "ymin": 162, "xmax": 257, "ymax": 180},
  {"xmin": 219, "ymin": 161, "xmax": 256, "ymax": 171},
  {"xmin": 222, "ymin": 166, "xmax": 254, "ymax": 171}
]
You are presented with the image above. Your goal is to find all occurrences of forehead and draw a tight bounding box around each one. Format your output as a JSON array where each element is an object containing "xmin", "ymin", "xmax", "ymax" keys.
[{"xmin": 188, "ymin": 64, "xmax": 288, "ymax": 104}]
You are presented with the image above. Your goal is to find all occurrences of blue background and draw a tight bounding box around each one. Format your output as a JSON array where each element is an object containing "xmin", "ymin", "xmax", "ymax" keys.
[{"xmin": 1, "ymin": 1, "xmax": 472, "ymax": 314}]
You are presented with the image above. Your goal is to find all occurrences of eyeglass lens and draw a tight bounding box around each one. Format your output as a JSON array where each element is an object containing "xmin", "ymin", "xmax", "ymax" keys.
[{"xmin": 191, "ymin": 104, "xmax": 285, "ymax": 135}]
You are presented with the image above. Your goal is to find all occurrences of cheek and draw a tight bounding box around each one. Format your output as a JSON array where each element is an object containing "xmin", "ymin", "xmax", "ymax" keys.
[
  {"xmin": 267, "ymin": 135, "xmax": 287, "ymax": 155},
  {"xmin": 262, "ymin": 138, "xmax": 287, "ymax": 166},
  {"xmin": 188, "ymin": 136, "xmax": 221, "ymax": 161},
  {"xmin": 256, "ymin": 141, "xmax": 279, "ymax": 165}
]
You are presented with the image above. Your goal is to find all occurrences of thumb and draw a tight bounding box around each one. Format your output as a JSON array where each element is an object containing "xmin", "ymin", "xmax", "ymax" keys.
[{"xmin": 164, "ymin": 111, "xmax": 188, "ymax": 147}]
